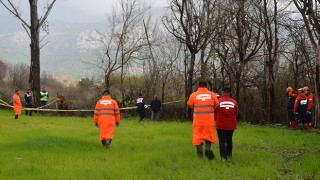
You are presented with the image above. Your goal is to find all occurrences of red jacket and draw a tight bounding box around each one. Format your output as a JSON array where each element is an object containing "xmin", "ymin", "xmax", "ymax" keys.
[
  {"xmin": 305, "ymin": 92, "xmax": 314, "ymax": 111},
  {"xmin": 215, "ymin": 94, "xmax": 238, "ymax": 130},
  {"xmin": 294, "ymin": 93, "xmax": 308, "ymax": 113}
]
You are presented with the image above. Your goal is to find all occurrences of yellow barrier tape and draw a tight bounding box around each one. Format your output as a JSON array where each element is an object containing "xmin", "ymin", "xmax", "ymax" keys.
[
  {"xmin": 0, "ymin": 98, "xmax": 185, "ymax": 112},
  {"xmin": 0, "ymin": 99, "xmax": 11, "ymax": 106},
  {"xmin": 38, "ymin": 100, "xmax": 57, "ymax": 109}
]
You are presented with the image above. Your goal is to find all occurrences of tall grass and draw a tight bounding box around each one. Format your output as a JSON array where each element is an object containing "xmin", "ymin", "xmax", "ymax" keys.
[{"xmin": 0, "ymin": 110, "xmax": 319, "ymax": 179}]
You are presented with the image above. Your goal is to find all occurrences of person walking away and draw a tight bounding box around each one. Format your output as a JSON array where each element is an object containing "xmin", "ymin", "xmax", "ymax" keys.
[
  {"xmin": 150, "ymin": 95, "xmax": 161, "ymax": 121},
  {"xmin": 136, "ymin": 94, "xmax": 147, "ymax": 121},
  {"xmin": 93, "ymin": 89, "xmax": 120, "ymax": 148},
  {"xmin": 40, "ymin": 87, "xmax": 49, "ymax": 115},
  {"xmin": 24, "ymin": 89, "xmax": 33, "ymax": 116},
  {"xmin": 187, "ymin": 81, "xmax": 219, "ymax": 160},
  {"xmin": 304, "ymin": 86, "xmax": 314, "ymax": 130},
  {"xmin": 294, "ymin": 88, "xmax": 308, "ymax": 130},
  {"xmin": 215, "ymin": 87, "xmax": 238, "ymax": 160},
  {"xmin": 286, "ymin": 87, "xmax": 297, "ymax": 129},
  {"xmin": 12, "ymin": 89, "xmax": 22, "ymax": 119}
]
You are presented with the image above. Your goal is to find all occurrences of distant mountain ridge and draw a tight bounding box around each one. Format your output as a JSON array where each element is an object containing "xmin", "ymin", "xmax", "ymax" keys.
[
  {"xmin": 0, "ymin": 6, "xmax": 166, "ymax": 78},
  {"xmin": 0, "ymin": 19, "xmax": 105, "ymax": 78}
]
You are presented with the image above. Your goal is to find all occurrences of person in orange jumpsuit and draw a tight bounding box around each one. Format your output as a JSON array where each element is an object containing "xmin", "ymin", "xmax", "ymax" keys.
[
  {"xmin": 187, "ymin": 81, "xmax": 219, "ymax": 160},
  {"xmin": 93, "ymin": 89, "xmax": 120, "ymax": 148},
  {"xmin": 294, "ymin": 88, "xmax": 308, "ymax": 130},
  {"xmin": 304, "ymin": 86, "xmax": 314, "ymax": 130},
  {"xmin": 12, "ymin": 89, "xmax": 22, "ymax": 119},
  {"xmin": 286, "ymin": 87, "xmax": 297, "ymax": 129}
]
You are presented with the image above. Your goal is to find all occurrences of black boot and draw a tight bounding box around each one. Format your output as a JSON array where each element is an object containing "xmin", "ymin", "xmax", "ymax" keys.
[
  {"xmin": 101, "ymin": 140, "xmax": 107, "ymax": 147},
  {"xmin": 15, "ymin": 115, "xmax": 18, "ymax": 119},
  {"xmin": 205, "ymin": 150, "xmax": 215, "ymax": 160},
  {"xmin": 106, "ymin": 138, "xmax": 112, "ymax": 146},
  {"xmin": 205, "ymin": 141, "xmax": 214, "ymax": 160},
  {"xmin": 196, "ymin": 145, "xmax": 203, "ymax": 158}
]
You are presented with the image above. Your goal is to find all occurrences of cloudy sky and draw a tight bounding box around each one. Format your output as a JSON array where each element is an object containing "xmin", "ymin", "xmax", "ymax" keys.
[{"xmin": 0, "ymin": 0, "xmax": 169, "ymax": 23}]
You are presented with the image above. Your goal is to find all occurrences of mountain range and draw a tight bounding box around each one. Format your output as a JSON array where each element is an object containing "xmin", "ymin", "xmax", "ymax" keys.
[
  {"xmin": 0, "ymin": 19, "xmax": 106, "ymax": 79},
  {"xmin": 0, "ymin": 6, "xmax": 165, "ymax": 79}
]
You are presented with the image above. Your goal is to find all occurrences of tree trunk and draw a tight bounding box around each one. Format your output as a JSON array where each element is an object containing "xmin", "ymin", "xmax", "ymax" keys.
[
  {"xmin": 186, "ymin": 52, "xmax": 196, "ymax": 120},
  {"xmin": 314, "ymin": 43, "xmax": 320, "ymax": 126},
  {"xmin": 29, "ymin": 0, "xmax": 41, "ymax": 107},
  {"xmin": 267, "ymin": 65, "xmax": 275, "ymax": 124}
]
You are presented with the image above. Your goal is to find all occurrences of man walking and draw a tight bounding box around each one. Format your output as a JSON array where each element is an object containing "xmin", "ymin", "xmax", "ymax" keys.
[
  {"xmin": 215, "ymin": 87, "xmax": 238, "ymax": 160},
  {"xmin": 150, "ymin": 95, "xmax": 161, "ymax": 121},
  {"xmin": 12, "ymin": 89, "xmax": 22, "ymax": 119},
  {"xmin": 187, "ymin": 81, "xmax": 219, "ymax": 160},
  {"xmin": 136, "ymin": 94, "xmax": 147, "ymax": 121},
  {"xmin": 94, "ymin": 89, "xmax": 120, "ymax": 148}
]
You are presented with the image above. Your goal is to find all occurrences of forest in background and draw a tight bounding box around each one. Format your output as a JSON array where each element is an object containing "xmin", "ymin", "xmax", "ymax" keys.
[{"xmin": 0, "ymin": 0, "xmax": 319, "ymax": 124}]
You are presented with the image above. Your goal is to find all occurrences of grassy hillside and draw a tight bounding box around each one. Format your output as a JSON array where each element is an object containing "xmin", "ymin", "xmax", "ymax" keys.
[{"xmin": 0, "ymin": 110, "xmax": 319, "ymax": 179}]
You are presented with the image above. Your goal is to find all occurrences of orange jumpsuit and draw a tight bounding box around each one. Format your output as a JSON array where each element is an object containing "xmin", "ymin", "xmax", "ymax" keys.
[
  {"xmin": 93, "ymin": 95, "xmax": 120, "ymax": 140},
  {"xmin": 187, "ymin": 87, "xmax": 219, "ymax": 145},
  {"xmin": 12, "ymin": 93, "xmax": 22, "ymax": 115}
]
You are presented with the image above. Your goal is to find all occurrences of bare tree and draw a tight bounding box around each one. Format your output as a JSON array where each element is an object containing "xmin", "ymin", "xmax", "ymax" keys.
[
  {"xmin": 283, "ymin": 21, "xmax": 314, "ymax": 89},
  {"xmin": 7, "ymin": 63, "xmax": 29, "ymax": 91},
  {"xmin": 292, "ymin": 0, "xmax": 320, "ymax": 125},
  {"xmin": 0, "ymin": 0, "xmax": 57, "ymax": 107},
  {"xmin": 215, "ymin": 0, "xmax": 264, "ymax": 103},
  {"xmin": 162, "ymin": 0, "xmax": 218, "ymax": 119},
  {"xmin": 95, "ymin": 0, "xmax": 148, "ymax": 98},
  {"xmin": 0, "ymin": 59, "xmax": 7, "ymax": 82},
  {"xmin": 258, "ymin": 0, "xmax": 281, "ymax": 124}
]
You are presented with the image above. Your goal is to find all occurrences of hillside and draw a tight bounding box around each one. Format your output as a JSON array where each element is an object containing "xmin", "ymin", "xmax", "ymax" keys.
[
  {"xmin": 0, "ymin": 6, "xmax": 165, "ymax": 79},
  {"xmin": 0, "ymin": 20, "xmax": 105, "ymax": 78}
]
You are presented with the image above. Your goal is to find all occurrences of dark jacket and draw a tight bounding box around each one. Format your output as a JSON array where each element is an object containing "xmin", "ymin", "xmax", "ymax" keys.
[
  {"xmin": 136, "ymin": 97, "xmax": 146, "ymax": 113},
  {"xmin": 294, "ymin": 93, "xmax": 308, "ymax": 113},
  {"xmin": 24, "ymin": 92, "xmax": 32, "ymax": 104},
  {"xmin": 286, "ymin": 91, "xmax": 297, "ymax": 109},
  {"xmin": 150, "ymin": 98, "xmax": 161, "ymax": 112}
]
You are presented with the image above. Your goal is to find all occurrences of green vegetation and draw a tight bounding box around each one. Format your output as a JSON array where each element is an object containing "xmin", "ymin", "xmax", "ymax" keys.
[{"xmin": 0, "ymin": 110, "xmax": 319, "ymax": 179}]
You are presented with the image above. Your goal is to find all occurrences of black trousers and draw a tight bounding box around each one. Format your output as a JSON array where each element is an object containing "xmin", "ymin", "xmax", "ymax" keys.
[
  {"xmin": 287, "ymin": 108, "xmax": 294, "ymax": 121},
  {"xmin": 25, "ymin": 102, "xmax": 33, "ymax": 115},
  {"xmin": 217, "ymin": 129, "xmax": 234, "ymax": 159},
  {"xmin": 296, "ymin": 111, "xmax": 307, "ymax": 124}
]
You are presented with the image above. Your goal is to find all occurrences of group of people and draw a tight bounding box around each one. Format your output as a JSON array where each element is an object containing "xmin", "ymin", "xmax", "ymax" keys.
[
  {"xmin": 188, "ymin": 82, "xmax": 238, "ymax": 160},
  {"xmin": 136, "ymin": 94, "xmax": 162, "ymax": 121},
  {"xmin": 11, "ymin": 87, "xmax": 49, "ymax": 119},
  {"xmin": 93, "ymin": 82, "xmax": 238, "ymax": 160},
  {"xmin": 286, "ymin": 86, "xmax": 314, "ymax": 130},
  {"xmin": 93, "ymin": 91, "xmax": 162, "ymax": 148}
]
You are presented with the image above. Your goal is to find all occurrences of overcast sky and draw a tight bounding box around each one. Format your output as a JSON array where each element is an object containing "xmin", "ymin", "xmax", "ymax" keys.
[{"xmin": 0, "ymin": 0, "xmax": 169, "ymax": 23}]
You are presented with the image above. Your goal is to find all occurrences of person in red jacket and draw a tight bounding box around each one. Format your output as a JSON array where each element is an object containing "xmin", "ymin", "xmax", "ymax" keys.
[
  {"xmin": 215, "ymin": 87, "xmax": 238, "ymax": 160},
  {"xmin": 294, "ymin": 88, "xmax": 308, "ymax": 130},
  {"xmin": 286, "ymin": 87, "xmax": 297, "ymax": 129},
  {"xmin": 94, "ymin": 89, "xmax": 120, "ymax": 148},
  {"xmin": 187, "ymin": 81, "xmax": 219, "ymax": 160},
  {"xmin": 12, "ymin": 89, "xmax": 22, "ymax": 119},
  {"xmin": 304, "ymin": 86, "xmax": 314, "ymax": 130}
]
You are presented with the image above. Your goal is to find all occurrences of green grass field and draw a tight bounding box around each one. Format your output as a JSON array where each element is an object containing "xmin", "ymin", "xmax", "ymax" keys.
[{"xmin": 0, "ymin": 110, "xmax": 319, "ymax": 179}]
